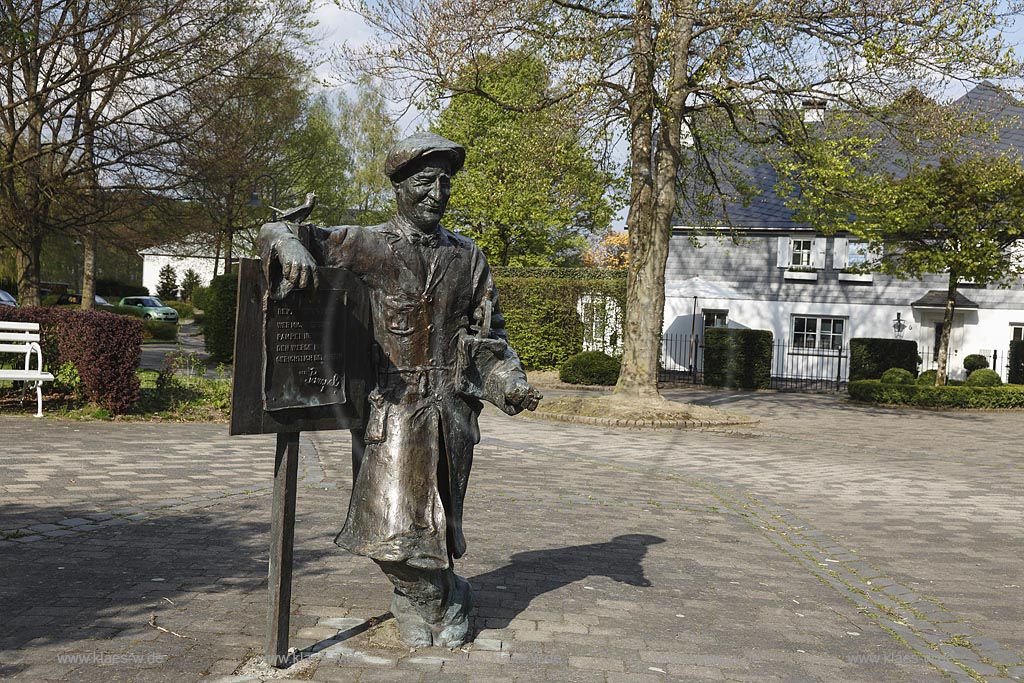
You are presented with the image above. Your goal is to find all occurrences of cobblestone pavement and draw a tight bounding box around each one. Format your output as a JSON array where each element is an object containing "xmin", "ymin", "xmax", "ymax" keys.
[{"xmin": 0, "ymin": 389, "xmax": 1021, "ymax": 683}]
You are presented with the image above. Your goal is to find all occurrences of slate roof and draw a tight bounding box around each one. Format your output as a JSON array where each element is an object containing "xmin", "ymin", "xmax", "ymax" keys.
[
  {"xmin": 674, "ymin": 82, "xmax": 1024, "ymax": 231},
  {"xmin": 910, "ymin": 290, "xmax": 980, "ymax": 309}
]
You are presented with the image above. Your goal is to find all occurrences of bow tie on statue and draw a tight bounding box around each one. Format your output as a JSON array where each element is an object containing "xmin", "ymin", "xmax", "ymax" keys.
[{"xmin": 408, "ymin": 231, "xmax": 441, "ymax": 248}]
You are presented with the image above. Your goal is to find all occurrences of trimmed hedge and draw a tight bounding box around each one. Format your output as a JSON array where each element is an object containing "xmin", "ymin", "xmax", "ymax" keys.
[
  {"xmin": 916, "ymin": 369, "xmax": 939, "ymax": 386},
  {"xmin": 204, "ymin": 271, "xmax": 238, "ymax": 362},
  {"xmin": 1009, "ymin": 340, "xmax": 1024, "ymax": 385},
  {"xmin": 965, "ymin": 368, "xmax": 1001, "ymax": 386},
  {"xmin": 96, "ymin": 279, "xmax": 148, "ymax": 298},
  {"xmin": 559, "ymin": 351, "xmax": 620, "ymax": 385},
  {"xmin": 849, "ymin": 338, "xmax": 918, "ymax": 380},
  {"xmin": 143, "ymin": 320, "xmax": 178, "ymax": 341},
  {"xmin": 165, "ymin": 301, "xmax": 194, "ymax": 320},
  {"xmin": 0, "ymin": 306, "xmax": 142, "ymax": 413},
  {"xmin": 703, "ymin": 328, "xmax": 773, "ymax": 390},
  {"xmin": 494, "ymin": 273, "xmax": 625, "ymax": 370},
  {"xmin": 881, "ymin": 367, "xmax": 915, "ymax": 385},
  {"xmin": 963, "ymin": 354, "xmax": 989, "ymax": 373},
  {"xmin": 849, "ymin": 380, "xmax": 1024, "ymax": 408}
]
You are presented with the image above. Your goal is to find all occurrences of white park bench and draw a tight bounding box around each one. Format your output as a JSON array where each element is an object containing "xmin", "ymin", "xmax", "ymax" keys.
[{"xmin": 0, "ymin": 321, "xmax": 54, "ymax": 417}]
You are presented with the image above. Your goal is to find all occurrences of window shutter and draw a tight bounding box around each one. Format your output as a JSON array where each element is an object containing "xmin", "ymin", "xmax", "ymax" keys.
[
  {"xmin": 833, "ymin": 237, "xmax": 848, "ymax": 269},
  {"xmin": 777, "ymin": 237, "xmax": 790, "ymax": 267},
  {"xmin": 812, "ymin": 238, "xmax": 827, "ymax": 269}
]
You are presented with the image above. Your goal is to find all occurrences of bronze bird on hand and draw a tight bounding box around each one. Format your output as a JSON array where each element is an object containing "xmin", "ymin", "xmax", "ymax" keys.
[{"xmin": 269, "ymin": 192, "xmax": 317, "ymax": 223}]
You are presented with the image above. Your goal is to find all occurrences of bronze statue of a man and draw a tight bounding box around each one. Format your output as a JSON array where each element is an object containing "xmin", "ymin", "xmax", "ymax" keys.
[{"xmin": 257, "ymin": 132, "xmax": 541, "ymax": 648}]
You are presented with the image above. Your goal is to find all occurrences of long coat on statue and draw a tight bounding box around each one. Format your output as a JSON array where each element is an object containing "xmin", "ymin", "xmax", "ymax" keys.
[{"xmin": 258, "ymin": 218, "xmax": 528, "ymax": 571}]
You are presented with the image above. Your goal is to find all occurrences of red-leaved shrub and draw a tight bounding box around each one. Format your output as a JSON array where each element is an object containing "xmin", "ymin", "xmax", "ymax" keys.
[{"xmin": 0, "ymin": 306, "xmax": 143, "ymax": 413}]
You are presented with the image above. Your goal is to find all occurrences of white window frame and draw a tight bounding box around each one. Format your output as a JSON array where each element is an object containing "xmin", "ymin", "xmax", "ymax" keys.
[
  {"xmin": 702, "ymin": 309, "xmax": 728, "ymax": 330},
  {"xmin": 778, "ymin": 236, "xmax": 826, "ymax": 272},
  {"xmin": 791, "ymin": 239, "xmax": 813, "ymax": 267},
  {"xmin": 791, "ymin": 315, "xmax": 847, "ymax": 352}
]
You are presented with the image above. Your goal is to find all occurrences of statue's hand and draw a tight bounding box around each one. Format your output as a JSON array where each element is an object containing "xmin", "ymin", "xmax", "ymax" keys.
[
  {"xmin": 271, "ymin": 238, "xmax": 319, "ymax": 299},
  {"xmin": 506, "ymin": 380, "xmax": 542, "ymax": 412}
]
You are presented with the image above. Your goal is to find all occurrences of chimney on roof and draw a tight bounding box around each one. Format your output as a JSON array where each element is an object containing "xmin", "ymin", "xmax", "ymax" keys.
[{"xmin": 802, "ymin": 98, "xmax": 827, "ymax": 123}]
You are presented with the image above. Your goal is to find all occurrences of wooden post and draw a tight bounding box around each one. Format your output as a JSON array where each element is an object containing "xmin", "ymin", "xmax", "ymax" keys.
[{"xmin": 266, "ymin": 432, "xmax": 299, "ymax": 667}]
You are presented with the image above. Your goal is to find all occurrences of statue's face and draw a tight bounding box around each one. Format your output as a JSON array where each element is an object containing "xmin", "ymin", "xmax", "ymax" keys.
[{"xmin": 393, "ymin": 155, "xmax": 452, "ymax": 231}]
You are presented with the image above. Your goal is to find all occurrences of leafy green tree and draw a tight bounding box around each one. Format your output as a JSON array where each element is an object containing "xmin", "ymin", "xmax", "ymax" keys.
[
  {"xmin": 157, "ymin": 265, "xmax": 179, "ymax": 300},
  {"xmin": 282, "ymin": 94, "xmax": 355, "ymax": 226},
  {"xmin": 338, "ymin": 0, "xmax": 1021, "ymax": 400},
  {"xmin": 792, "ymin": 151, "xmax": 1024, "ymax": 385},
  {"xmin": 433, "ymin": 53, "xmax": 618, "ymax": 266},
  {"xmin": 335, "ymin": 78, "xmax": 401, "ymax": 225},
  {"xmin": 180, "ymin": 269, "xmax": 203, "ymax": 302}
]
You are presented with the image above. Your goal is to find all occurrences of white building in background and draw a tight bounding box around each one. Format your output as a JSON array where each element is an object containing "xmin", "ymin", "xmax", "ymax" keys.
[
  {"xmin": 663, "ymin": 83, "xmax": 1024, "ymax": 382},
  {"xmin": 664, "ymin": 228, "xmax": 1024, "ymax": 381},
  {"xmin": 139, "ymin": 238, "xmax": 219, "ymax": 298}
]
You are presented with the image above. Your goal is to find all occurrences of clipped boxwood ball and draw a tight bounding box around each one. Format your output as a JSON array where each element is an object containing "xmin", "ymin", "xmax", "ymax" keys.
[
  {"xmin": 559, "ymin": 351, "xmax": 621, "ymax": 386},
  {"xmin": 965, "ymin": 368, "xmax": 1002, "ymax": 387},
  {"xmin": 880, "ymin": 367, "xmax": 915, "ymax": 385},
  {"xmin": 916, "ymin": 369, "xmax": 939, "ymax": 385},
  {"xmin": 963, "ymin": 354, "xmax": 990, "ymax": 373}
]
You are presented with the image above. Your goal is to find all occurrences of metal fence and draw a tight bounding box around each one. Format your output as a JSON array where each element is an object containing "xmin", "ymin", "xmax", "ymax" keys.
[
  {"xmin": 661, "ymin": 334, "xmax": 1015, "ymax": 391},
  {"xmin": 659, "ymin": 334, "xmax": 849, "ymax": 392},
  {"xmin": 917, "ymin": 348, "xmax": 1010, "ymax": 383}
]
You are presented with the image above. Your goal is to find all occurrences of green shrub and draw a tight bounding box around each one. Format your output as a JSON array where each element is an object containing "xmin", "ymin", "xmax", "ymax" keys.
[
  {"xmin": 96, "ymin": 279, "xmax": 148, "ymax": 298},
  {"xmin": 849, "ymin": 380, "xmax": 1024, "ymax": 408},
  {"xmin": 880, "ymin": 367, "xmax": 915, "ymax": 385},
  {"xmin": 143, "ymin": 320, "xmax": 178, "ymax": 341},
  {"xmin": 493, "ymin": 270, "xmax": 625, "ymax": 370},
  {"xmin": 963, "ymin": 354, "xmax": 989, "ymax": 373},
  {"xmin": 703, "ymin": 328, "xmax": 773, "ymax": 390},
  {"xmin": 204, "ymin": 271, "xmax": 238, "ymax": 362},
  {"xmin": 110, "ymin": 304, "xmax": 146, "ymax": 318},
  {"xmin": 849, "ymin": 338, "xmax": 918, "ymax": 380},
  {"xmin": 965, "ymin": 368, "xmax": 1001, "ymax": 387},
  {"xmin": 916, "ymin": 369, "xmax": 939, "ymax": 386},
  {"xmin": 191, "ymin": 286, "xmax": 210, "ymax": 312},
  {"xmin": 559, "ymin": 351, "xmax": 620, "ymax": 385},
  {"xmin": 165, "ymin": 301, "xmax": 194, "ymax": 320},
  {"xmin": 53, "ymin": 361, "xmax": 81, "ymax": 396},
  {"xmin": 1009, "ymin": 340, "xmax": 1024, "ymax": 384}
]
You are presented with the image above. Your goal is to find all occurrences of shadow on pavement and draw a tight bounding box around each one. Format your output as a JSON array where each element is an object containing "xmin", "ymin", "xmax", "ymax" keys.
[
  {"xmin": 0, "ymin": 502, "xmax": 335, "ymax": 678},
  {"xmin": 469, "ymin": 533, "xmax": 665, "ymax": 634}
]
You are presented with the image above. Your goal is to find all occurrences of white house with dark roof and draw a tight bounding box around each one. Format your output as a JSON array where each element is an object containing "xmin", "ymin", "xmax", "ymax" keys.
[{"xmin": 663, "ymin": 83, "xmax": 1024, "ymax": 382}]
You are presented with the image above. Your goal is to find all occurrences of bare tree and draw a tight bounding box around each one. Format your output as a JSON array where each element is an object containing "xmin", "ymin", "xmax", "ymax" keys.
[
  {"xmin": 0, "ymin": 0, "xmax": 315, "ymax": 305},
  {"xmin": 335, "ymin": 0, "xmax": 1022, "ymax": 399}
]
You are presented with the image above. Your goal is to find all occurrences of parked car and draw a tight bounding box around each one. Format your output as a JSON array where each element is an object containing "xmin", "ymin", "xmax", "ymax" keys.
[
  {"xmin": 118, "ymin": 296, "xmax": 179, "ymax": 322},
  {"xmin": 0, "ymin": 289, "xmax": 16, "ymax": 307},
  {"xmin": 57, "ymin": 293, "xmax": 115, "ymax": 308}
]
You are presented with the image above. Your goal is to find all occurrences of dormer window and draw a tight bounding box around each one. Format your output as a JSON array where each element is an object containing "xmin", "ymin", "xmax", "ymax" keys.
[{"xmin": 791, "ymin": 239, "xmax": 813, "ymax": 267}]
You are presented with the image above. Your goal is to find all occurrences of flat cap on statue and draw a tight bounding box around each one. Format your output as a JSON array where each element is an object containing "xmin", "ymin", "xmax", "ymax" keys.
[{"xmin": 385, "ymin": 132, "xmax": 466, "ymax": 179}]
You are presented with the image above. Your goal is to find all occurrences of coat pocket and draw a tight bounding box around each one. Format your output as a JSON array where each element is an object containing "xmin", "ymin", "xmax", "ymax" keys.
[
  {"xmin": 364, "ymin": 391, "xmax": 388, "ymax": 443},
  {"xmin": 383, "ymin": 293, "xmax": 418, "ymax": 336}
]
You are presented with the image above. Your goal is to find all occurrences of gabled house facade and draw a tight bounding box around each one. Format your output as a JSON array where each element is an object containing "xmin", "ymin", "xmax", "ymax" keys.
[{"xmin": 663, "ymin": 84, "xmax": 1024, "ymax": 382}]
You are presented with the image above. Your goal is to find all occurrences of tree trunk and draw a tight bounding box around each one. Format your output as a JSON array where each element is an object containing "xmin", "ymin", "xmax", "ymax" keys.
[
  {"xmin": 613, "ymin": 0, "xmax": 660, "ymax": 399},
  {"xmin": 15, "ymin": 233, "xmax": 43, "ymax": 307},
  {"xmin": 935, "ymin": 270, "xmax": 958, "ymax": 386},
  {"xmin": 81, "ymin": 231, "xmax": 97, "ymax": 310}
]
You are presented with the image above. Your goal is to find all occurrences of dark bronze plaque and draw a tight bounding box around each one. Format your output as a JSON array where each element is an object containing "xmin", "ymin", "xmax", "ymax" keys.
[
  {"xmin": 230, "ymin": 259, "xmax": 371, "ymax": 436},
  {"xmin": 263, "ymin": 270, "xmax": 348, "ymax": 411}
]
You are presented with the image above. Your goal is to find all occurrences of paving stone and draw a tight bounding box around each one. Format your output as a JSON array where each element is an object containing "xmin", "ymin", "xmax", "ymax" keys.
[{"xmin": 2, "ymin": 396, "xmax": 1023, "ymax": 682}]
